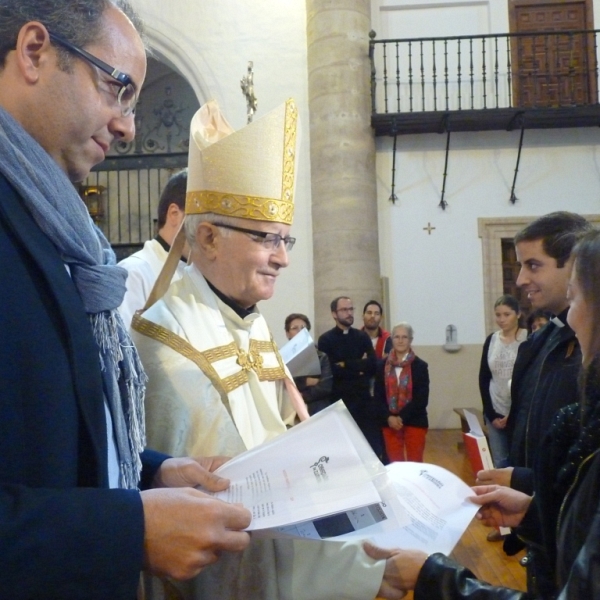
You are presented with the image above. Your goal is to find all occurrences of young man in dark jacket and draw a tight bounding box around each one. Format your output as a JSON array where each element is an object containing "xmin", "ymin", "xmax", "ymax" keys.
[{"xmin": 476, "ymin": 212, "xmax": 592, "ymax": 595}]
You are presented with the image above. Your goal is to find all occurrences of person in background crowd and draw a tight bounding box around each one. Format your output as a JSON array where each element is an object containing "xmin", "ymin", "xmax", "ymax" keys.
[
  {"xmin": 364, "ymin": 227, "xmax": 600, "ymax": 600},
  {"xmin": 527, "ymin": 308, "xmax": 551, "ymax": 336},
  {"xmin": 374, "ymin": 322, "xmax": 429, "ymax": 463},
  {"xmin": 318, "ymin": 296, "xmax": 382, "ymax": 456},
  {"xmin": 284, "ymin": 313, "xmax": 333, "ymax": 415},
  {"xmin": 118, "ymin": 169, "xmax": 189, "ymax": 327},
  {"xmin": 479, "ymin": 294, "xmax": 528, "ymax": 542},
  {"xmin": 479, "ymin": 294, "xmax": 528, "ymax": 470},
  {"xmin": 362, "ymin": 300, "xmax": 392, "ymax": 359}
]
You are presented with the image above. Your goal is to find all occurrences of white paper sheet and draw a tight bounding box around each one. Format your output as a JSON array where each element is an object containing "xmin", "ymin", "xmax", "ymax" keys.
[
  {"xmin": 366, "ymin": 462, "xmax": 480, "ymax": 554},
  {"xmin": 208, "ymin": 401, "xmax": 386, "ymax": 530},
  {"xmin": 463, "ymin": 409, "xmax": 484, "ymax": 436},
  {"xmin": 279, "ymin": 327, "xmax": 321, "ymax": 377}
]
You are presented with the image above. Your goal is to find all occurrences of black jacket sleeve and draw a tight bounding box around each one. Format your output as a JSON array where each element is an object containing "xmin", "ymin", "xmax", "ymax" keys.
[
  {"xmin": 341, "ymin": 333, "xmax": 377, "ymax": 377},
  {"xmin": 398, "ymin": 357, "xmax": 429, "ymax": 427},
  {"xmin": 415, "ymin": 553, "xmax": 530, "ymax": 600},
  {"xmin": 374, "ymin": 359, "xmax": 391, "ymax": 425},
  {"xmin": 510, "ymin": 466, "xmax": 534, "ymax": 495},
  {"xmin": 479, "ymin": 333, "xmax": 505, "ymax": 422},
  {"xmin": 299, "ymin": 351, "xmax": 333, "ymax": 405}
]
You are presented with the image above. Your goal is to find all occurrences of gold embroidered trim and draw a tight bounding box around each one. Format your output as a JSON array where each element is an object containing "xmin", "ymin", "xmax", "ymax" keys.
[
  {"xmin": 223, "ymin": 370, "xmax": 249, "ymax": 392},
  {"xmin": 248, "ymin": 339, "xmax": 286, "ymax": 381},
  {"xmin": 184, "ymin": 99, "xmax": 297, "ymax": 226},
  {"xmin": 132, "ymin": 315, "xmax": 286, "ymax": 393},
  {"xmin": 185, "ymin": 190, "xmax": 293, "ymax": 225},
  {"xmin": 250, "ymin": 339, "xmax": 277, "ymax": 353},
  {"xmin": 202, "ymin": 342, "xmax": 238, "ymax": 362},
  {"xmin": 261, "ymin": 366, "xmax": 287, "ymax": 380},
  {"xmin": 132, "ymin": 314, "xmax": 235, "ymax": 416},
  {"xmin": 282, "ymin": 99, "xmax": 297, "ymax": 208},
  {"xmin": 264, "ymin": 333, "xmax": 288, "ymax": 376}
]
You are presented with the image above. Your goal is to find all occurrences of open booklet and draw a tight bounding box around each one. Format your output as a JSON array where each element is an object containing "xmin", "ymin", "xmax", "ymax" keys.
[{"xmin": 208, "ymin": 401, "xmax": 480, "ymax": 555}]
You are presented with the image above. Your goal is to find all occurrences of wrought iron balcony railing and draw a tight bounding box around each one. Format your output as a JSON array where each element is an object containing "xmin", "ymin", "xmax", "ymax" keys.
[{"xmin": 369, "ymin": 29, "xmax": 600, "ymax": 135}]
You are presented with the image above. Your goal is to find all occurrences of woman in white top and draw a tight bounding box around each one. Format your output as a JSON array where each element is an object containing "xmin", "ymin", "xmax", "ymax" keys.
[{"xmin": 478, "ymin": 294, "xmax": 528, "ymax": 468}]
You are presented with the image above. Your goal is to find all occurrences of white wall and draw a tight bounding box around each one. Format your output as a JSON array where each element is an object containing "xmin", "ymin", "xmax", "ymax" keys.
[{"xmin": 131, "ymin": 0, "xmax": 314, "ymax": 347}]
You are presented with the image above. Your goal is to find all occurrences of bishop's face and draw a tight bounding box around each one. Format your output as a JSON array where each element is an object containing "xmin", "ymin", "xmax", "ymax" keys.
[{"xmin": 214, "ymin": 219, "xmax": 291, "ymax": 308}]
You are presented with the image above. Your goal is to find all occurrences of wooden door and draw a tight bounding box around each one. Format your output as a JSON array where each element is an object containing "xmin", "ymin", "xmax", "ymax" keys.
[
  {"xmin": 501, "ymin": 238, "xmax": 531, "ymax": 321},
  {"xmin": 509, "ymin": 0, "xmax": 597, "ymax": 107}
]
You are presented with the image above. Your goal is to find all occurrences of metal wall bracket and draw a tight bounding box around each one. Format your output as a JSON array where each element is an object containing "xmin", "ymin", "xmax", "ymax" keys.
[
  {"xmin": 509, "ymin": 125, "xmax": 526, "ymax": 204},
  {"xmin": 389, "ymin": 133, "xmax": 398, "ymax": 203},
  {"xmin": 439, "ymin": 129, "xmax": 451, "ymax": 210}
]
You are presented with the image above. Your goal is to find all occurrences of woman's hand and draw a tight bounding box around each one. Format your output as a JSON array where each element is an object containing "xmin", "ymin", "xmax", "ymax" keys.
[
  {"xmin": 387, "ymin": 415, "xmax": 403, "ymax": 430},
  {"xmin": 492, "ymin": 416, "xmax": 508, "ymax": 429}
]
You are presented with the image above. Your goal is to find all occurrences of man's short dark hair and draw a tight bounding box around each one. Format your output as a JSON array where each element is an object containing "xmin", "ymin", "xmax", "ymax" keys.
[
  {"xmin": 157, "ymin": 169, "xmax": 187, "ymax": 229},
  {"xmin": 284, "ymin": 313, "xmax": 311, "ymax": 332},
  {"xmin": 0, "ymin": 0, "xmax": 144, "ymax": 70},
  {"xmin": 363, "ymin": 300, "xmax": 383, "ymax": 315},
  {"xmin": 330, "ymin": 296, "xmax": 351, "ymax": 312},
  {"xmin": 514, "ymin": 211, "xmax": 593, "ymax": 268}
]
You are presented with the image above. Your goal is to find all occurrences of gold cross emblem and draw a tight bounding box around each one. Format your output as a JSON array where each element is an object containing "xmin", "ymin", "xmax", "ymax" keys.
[{"xmin": 237, "ymin": 348, "xmax": 264, "ymax": 373}]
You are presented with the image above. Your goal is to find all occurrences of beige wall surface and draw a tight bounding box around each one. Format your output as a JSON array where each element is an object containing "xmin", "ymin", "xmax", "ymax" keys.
[{"xmin": 415, "ymin": 344, "xmax": 482, "ymax": 430}]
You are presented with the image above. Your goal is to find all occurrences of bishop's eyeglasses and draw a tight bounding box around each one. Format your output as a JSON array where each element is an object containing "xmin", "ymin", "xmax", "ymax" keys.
[
  {"xmin": 213, "ymin": 222, "xmax": 296, "ymax": 251},
  {"xmin": 48, "ymin": 31, "xmax": 138, "ymax": 117}
]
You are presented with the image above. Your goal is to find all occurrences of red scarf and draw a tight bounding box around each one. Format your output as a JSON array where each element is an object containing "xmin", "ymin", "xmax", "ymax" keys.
[{"xmin": 384, "ymin": 349, "xmax": 415, "ymax": 413}]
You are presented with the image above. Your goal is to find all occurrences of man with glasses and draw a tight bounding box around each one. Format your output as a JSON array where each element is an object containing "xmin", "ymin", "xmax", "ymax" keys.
[
  {"xmin": 132, "ymin": 101, "xmax": 406, "ymax": 600},
  {"xmin": 0, "ymin": 2, "xmax": 252, "ymax": 599},
  {"xmin": 318, "ymin": 297, "xmax": 381, "ymax": 457}
]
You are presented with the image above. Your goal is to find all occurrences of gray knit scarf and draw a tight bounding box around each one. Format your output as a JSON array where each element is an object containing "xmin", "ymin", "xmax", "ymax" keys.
[{"xmin": 0, "ymin": 106, "xmax": 146, "ymax": 490}]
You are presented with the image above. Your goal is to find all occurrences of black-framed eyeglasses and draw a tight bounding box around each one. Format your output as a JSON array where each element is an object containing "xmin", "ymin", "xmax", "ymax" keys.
[
  {"xmin": 48, "ymin": 31, "xmax": 138, "ymax": 117},
  {"xmin": 213, "ymin": 222, "xmax": 296, "ymax": 251}
]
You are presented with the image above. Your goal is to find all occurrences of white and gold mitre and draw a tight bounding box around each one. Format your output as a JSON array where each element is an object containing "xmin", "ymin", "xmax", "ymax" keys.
[{"xmin": 185, "ymin": 98, "xmax": 298, "ymax": 225}]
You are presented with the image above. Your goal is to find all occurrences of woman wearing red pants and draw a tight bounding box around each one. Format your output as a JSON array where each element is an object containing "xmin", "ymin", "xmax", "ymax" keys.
[{"xmin": 374, "ymin": 322, "xmax": 429, "ymax": 462}]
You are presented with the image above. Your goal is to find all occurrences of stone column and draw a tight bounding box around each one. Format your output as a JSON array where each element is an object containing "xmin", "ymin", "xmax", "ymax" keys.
[{"xmin": 306, "ymin": 0, "xmax": 381, "ymax": 336}]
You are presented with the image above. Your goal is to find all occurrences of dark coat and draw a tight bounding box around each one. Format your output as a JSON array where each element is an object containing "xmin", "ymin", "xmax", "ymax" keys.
[
  {"xmin": 507, "ymin": 312, "xmax": 581, "ymax": 494},
  {"xmin": 373, "ymin": 355, "xmax": 429, "ymax": 429},
  {"xmin": 0, "ymin": 173, "xmax": 165, "ymax": 599}
]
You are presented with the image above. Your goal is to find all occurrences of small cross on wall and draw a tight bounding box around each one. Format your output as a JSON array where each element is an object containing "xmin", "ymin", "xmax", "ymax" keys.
[{"xmin": 423, "ymin": 222, "xmax": 436, "ymax": 235}]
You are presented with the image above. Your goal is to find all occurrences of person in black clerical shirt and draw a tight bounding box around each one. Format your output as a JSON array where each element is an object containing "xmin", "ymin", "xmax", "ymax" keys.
[{"xmin": 318, "ymin": 296, "xmax": 382, "ymax": 458}]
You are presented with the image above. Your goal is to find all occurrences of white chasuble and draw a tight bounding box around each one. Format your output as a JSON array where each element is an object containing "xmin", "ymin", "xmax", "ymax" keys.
[{"xmin": 132, "ymin": 265, "xmax": 296, "ymax": 459}]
